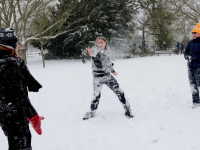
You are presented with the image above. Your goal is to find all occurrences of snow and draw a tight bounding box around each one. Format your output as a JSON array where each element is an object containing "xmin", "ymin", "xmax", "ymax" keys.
[{"xmin": 1, "ymin": 54, "xmax": 200, "ymax": 150}]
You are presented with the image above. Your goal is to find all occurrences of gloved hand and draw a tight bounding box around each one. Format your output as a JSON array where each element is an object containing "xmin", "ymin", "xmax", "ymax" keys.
[
  {"xmin": 28, "ymin": 114, "xmax": 44, "ymax": 135},
  {"xmin": 190, "ymin": 54, "xmax": 196, "ymax": 59},
  {"xmin": 184, "ymin": 54, "xmax": 189, "ymax": 60},
  {"xmin": 184, "ymin": 54, "xmax": 196, "ymax": 60},
  {"xmin": 28, "ymin": 85, "xmax": 41, "ymax": 92}
]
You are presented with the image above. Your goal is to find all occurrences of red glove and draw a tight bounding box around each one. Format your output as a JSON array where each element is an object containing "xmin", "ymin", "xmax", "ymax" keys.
[{"xmin": 28, "ymin": 114, "xmax": 44, "ymax": 135}]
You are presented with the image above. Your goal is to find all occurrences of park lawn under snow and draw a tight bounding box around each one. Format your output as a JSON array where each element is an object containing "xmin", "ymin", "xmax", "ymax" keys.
[{"xmin": 0, "ymin": 54, "xmax": 200, "ymax": 150}]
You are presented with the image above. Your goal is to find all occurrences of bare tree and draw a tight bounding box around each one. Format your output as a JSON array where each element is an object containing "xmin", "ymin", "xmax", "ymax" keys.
[
  {"xmin": 165, "ymin": 0, "xmax": 198, "ymax": 47},
  {"xmin": 0, "ymin": 0, "xmax": 85, "ymax": 64},
  {"xmin": 138, "ymin": 0, "xmax": 175, "ymax": 50},
  {"xmin": 173, "ymin": 16, "xmax": 194, "ymax": 47},
  {"xmin": 167, "ymin": 0, "xmax": 200, "ymax": 23},
  {"xmin": 134, "ymin": 7, "xmax": 150, "ymax": 53}
]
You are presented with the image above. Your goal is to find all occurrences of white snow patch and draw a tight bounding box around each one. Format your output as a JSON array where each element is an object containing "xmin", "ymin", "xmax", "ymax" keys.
[{"xmin": 0, "ymin": 54, "xmax": 199, "ymax": 150}]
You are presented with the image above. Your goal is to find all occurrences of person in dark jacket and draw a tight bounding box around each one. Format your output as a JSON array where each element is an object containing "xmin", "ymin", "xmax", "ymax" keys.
[
  {"xmin": 176, "ymin": 42, "xmax": 180, "ymax": 54},
  {"xmin": 184, "ymin": 23, "xmax": 200, "ymax": 108},
  {"xmin": 180, "ymin": 42, "xmax": 184, "ymax": 54},
  {"xmin": 80, "ymin": 52, "xmax": 86, "ymax": 64},
  {"xmin": 83, "ymin": 36, "xmax": 134, "ymax": 119},
  {"xmin": 0, "ymin": 28, "xmax": 44, "ymax": 150}
]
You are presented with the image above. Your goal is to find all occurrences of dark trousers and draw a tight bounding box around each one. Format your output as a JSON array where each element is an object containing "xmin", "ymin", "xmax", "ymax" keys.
[
  {"xmin": 2, "ymin": 125, "xmax": 32, "ymax": 150},
  {"xmin": 90, "ymin": 74, "xmax": 130, "ymax": 111},
  {"xmin": 188, "ymin": 67, "xmax": 200, "ymax": 103},
  {"xmin": 82, "ymin": 59, "xmax": 86, "ymax": 63},
  {"xmin": 181, "ymin": 49, "xmax": 184, "ymax": 54}
]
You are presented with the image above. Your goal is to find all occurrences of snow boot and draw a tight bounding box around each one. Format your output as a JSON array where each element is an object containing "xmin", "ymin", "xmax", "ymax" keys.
[
  {"xmin": 83, "ymin": 111, "xmax": 95, "ymax": 120},
  {"xmin": 192, "ymin": 102, "xmax": 200, "ymax": 109},
  {"xmin": 124, "ymin": 107, "xmax": 134, "ymax": 118}
]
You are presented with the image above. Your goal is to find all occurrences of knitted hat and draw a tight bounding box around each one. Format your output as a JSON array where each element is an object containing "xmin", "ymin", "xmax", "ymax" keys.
[
  {"xmin": 192, "ymin": 23, "xmax": 200, "ymax": 33},
  {"xmin": 0, "ymin": 28, "xmax": 18, "ymax": 49}
]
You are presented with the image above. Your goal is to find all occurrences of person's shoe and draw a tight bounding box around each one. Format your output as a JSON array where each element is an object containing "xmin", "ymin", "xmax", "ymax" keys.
[
  {"xmin": 125, "ymin": 107, "xmax": 134, "ymax": 118},
  {"xmin": 83, "ymin": 111, "xmax": 95, "ymax": 120},
  {"xmin": 192, "ymin": 102, "xmax": 200, "ymax": 109}
]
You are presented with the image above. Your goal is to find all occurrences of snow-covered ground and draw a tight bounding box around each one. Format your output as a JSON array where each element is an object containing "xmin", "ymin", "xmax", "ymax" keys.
[{"xmin": 0, "ymin": 54, "xmax": 200, "ymax": 150}]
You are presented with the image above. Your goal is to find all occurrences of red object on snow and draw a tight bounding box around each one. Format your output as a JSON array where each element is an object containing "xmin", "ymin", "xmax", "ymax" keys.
[
  {"xmin": 28, "ymin": 114, "xmax": 44, "ymax": 135},
  {"xmin": 174, "ymin": 49, "xmax": 178, "ymax": 54}
]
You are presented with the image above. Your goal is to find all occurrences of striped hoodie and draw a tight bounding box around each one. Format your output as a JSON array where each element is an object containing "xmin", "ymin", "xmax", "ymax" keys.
[{"xmin": 90, "ymin": 46, "xmax": 115, "ymax": 76}]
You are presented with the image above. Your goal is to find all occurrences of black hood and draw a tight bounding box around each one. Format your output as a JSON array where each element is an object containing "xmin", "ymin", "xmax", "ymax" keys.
[{"xmin": 0, "ymin": 49, "xmax": 10, "ymax": 58}]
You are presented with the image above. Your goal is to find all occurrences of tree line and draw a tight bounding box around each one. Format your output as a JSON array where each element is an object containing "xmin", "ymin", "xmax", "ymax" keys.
[{"xmin": 0, "ymin": 0, "xmax": 199, "ymax": 60}]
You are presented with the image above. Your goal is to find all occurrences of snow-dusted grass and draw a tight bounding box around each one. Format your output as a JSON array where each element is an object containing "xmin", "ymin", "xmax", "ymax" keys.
[{"xmin": 0, "ymin": 54, "xmax": 199, "ymax": 150}]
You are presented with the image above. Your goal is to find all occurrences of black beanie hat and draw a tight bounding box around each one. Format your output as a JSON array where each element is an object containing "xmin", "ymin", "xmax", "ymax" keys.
[{"xmin": 0, "ymin": 28, "xmax": 18, "ymax": 50}]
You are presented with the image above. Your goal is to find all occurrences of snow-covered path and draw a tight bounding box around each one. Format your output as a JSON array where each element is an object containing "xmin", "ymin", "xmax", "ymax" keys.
[{"xmin": 1, "ymin": 54, "xmax": 200, "ymax": 150}]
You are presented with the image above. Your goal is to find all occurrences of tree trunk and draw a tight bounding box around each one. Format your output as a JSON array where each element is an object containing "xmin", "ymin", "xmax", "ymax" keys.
[
  {"xmin": 184, "ymin": 34, "xmax": 187, "ymax": 50},
  {"xmin": 142, "ymin": 27, "xmax": 146, "ymax": 53},
  {"xmin": 41, "ymin": 43, "xmax": 45, "ymax": 68},
  {"xmin": 19, "ymin": 47, "xmax": 27, "ymax": 64}
]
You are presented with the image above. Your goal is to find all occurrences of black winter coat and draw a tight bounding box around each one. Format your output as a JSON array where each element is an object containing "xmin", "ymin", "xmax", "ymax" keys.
[
  {"xmin": 184, "ymin": 37, "xmax": 200, "ymax": 68},
  {"xmin": 16, "ymin": 57, "xmax": 42, "ymax": 92},
  {"xmin": 0, "ymin": 50, "xmax": 40, "ymax": 128}
]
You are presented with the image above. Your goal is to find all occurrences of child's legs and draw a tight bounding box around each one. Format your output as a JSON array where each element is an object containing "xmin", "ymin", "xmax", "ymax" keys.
[
  {"xmin": 188, "ymin": 67, "xmax": 200, "ymax": 103},
  {"xmin": 105, "ymin": 75, "xmax": 130, "ymax": 109},
  {"xmin": 2, "ymin": 125, "xmax": 32, "ymax": 150},
  {"xmin": 91, "ymin": 77, "xmax": 103, "ymax": 112}
]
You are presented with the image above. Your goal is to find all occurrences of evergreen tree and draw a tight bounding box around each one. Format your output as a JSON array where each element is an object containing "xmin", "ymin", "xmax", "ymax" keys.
[{"xmin": 44, "ymin": 0, "xmax": 137, "ymax": 58}]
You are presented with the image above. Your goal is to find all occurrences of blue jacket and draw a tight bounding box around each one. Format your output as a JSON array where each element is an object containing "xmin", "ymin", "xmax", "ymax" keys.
[{"xmin": 184, "ymin": 37, "xmax": 200, "ymax": 68}]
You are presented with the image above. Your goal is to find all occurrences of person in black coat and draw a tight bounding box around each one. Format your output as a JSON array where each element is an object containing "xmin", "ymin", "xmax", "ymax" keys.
[
  {"xmin": 80, "ymin": 52, "xmax": 86, "ymax": 64},
  {"xmin": 0, "ymin": 28, "xmax": 44, "ymax": 150},
  {"xmin": 180, "ymin": 42, "xmax": 184, "ymax": 54},
  {"xmin": 176, "ymin": 42, "xmax": 180, "ymax": 54},
  {"xmin": 184, "ymin": 23, "xmax": 200, "ymax": 108}
]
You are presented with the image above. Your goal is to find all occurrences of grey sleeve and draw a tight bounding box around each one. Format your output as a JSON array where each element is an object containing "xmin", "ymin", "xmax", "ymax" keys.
[
  {"xmin": 101, "ymin": 53, "xmax": 115, "ymax": 73},
  {"xmin": 91, "ymin": 47, "xmax": 98, "ymax": 57}
]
